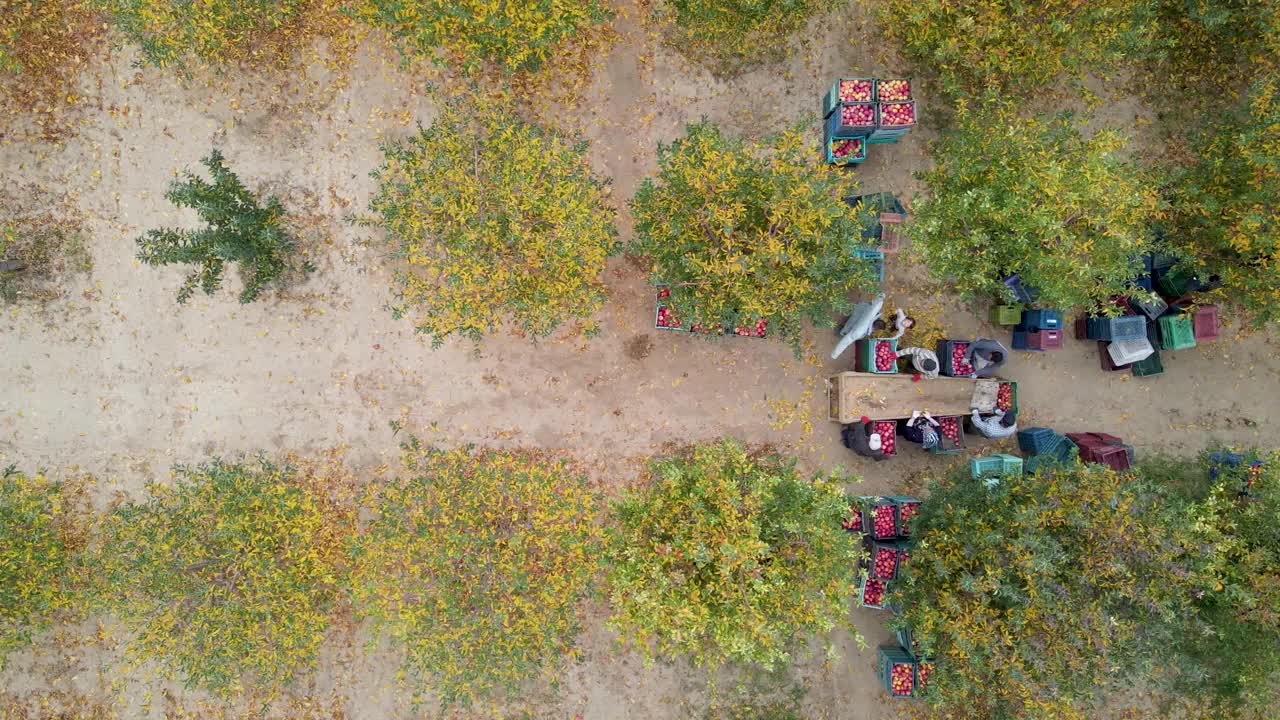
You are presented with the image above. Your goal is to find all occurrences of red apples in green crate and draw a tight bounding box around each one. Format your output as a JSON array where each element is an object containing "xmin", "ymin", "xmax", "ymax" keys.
[
  {"xmin": 841, "ymin": 103, "xmax": 876, "ymax": 127},
  {"xmin": 830, "ymin": 138, "xmax": 864, "ymax": 159},
  {"xmin": 889, "ymin": 662, "xmax": 915, "ymax": 696},
  {"xmin": 871, "ymin": 545, "xmax": 899, "ymax": 580},
  {"xmin": 897, "ymin": 500, "xmax": 920, "ymax": 535},
  {"xmin": 874, "ymin": 421, "xmax": 897, "ymax": 456},
  {"xmin": 880, "ymin": 102, "xmax": 916, "ymax": 127}
]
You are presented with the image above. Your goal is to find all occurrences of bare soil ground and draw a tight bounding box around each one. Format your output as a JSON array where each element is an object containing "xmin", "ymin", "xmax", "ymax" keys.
[{"xmin": 1, "ymin": 1, "xmax": 1277, "ymax": 718}]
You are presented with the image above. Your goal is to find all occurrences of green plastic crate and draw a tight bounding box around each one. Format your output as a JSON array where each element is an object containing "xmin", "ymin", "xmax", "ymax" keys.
[
  {"xmin": 990, "ymin": 304, "xmax": 1022, "ymax": 325},
  {"xmin": 1131, "ymin": 349, "xmax": 1164, "ymax": 377},
  {"xmin": 970, "ymin": 456, "xmax": 1003, "ymax": 480},
  {"xmin": 994, "ymin": 453, "xmax": 1024, "ymax": 476},
  {"xmin": 886, "ymin": 496, "xmax": 922, "ymax": 537},
  {"xmin": 1158, "ymin": 314, "xmax": 1197, "ymax": 351},
  {"xmin": 877, "ymin": 646, "xmax": 919, "ymax": 697},
  {"xmin": 1157, "ymin": 266, "xmax": 1192, "ymax": 297},
  {"xmin": 998, "ymin": 380, "xmax": 1019, "ymax": 414},
  {"xmin": 857, "ymin": 337, "xmax": 899, "ymax": 374},
  {"xmin": 858, "ymin": 573, "xmax": 890, "ymax": 610}
]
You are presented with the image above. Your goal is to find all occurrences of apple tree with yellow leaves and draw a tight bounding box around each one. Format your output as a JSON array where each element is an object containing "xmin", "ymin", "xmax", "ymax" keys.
[
  {"xmin": 910, "ymin": 111, "xmax": 1160, "ymax": 311},
  {"xmin": 605, "ymin": 439, "xmax": 860, "ymax": 669},
  {"xmin": 368, "ymin": 95, "xmax": 618, "ymax": 345},
  {"xmin": 630, "ymin": 122, "xmax": 877, "ymax": 347},
  {"xmin": 874, "ymin": 0, "xmax": 1154, "ymax": 101},
  {"xmin": 95, "ymin": 0, "xmax": 356, "ymax": 70},
  {"xmin": 890, "ymin": 463, "xmax": 1220, "ymax": 720},
  {"xmin": 347, "ymin": 441, "xmax": 603, "ymax": 707},
  {"xmin": 0, "ymin": 467, "xmax": 88, "ymax": 667},
  {"xmin": 356, "ymin": 0, "xmax": 612, "ymax": 74},
  {"xmin": 93, "ymin": 457, "xmax": 354, "ymax": 693}
]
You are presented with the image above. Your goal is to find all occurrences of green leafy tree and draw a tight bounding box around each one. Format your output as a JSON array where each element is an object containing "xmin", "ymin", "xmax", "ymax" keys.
[
  {"xmin": 1156, "ymin": 451, "xmax": 1280, "ymax": 719},
  {"xmin": 355, "ymin": 0, "xmax": 611, "ymax": 74},
  {"xmin": 95, "ymin": 0, "xmax": 354, "ymax": 70},
  {"xmin": 875, "ymin": 0, "xmax": 1154, "ymax": 101},
  {"xmin": 0, "ymin": 468, "xmax": 87, "ymax": 667},
  {"xmin": 368, "ymin": 95, "xmax": 618, "ymax": 344},
  {"xmin": 653, "ymin": 0, "xmax": 828, "ymax": 76},
  {"xmin": 95, "ymin": 457, "xmax": 353, "ymax": 692},
  {"xmin": 606, "ymin": 439, "xmax": 860, "ymax": 669},
  {"xmin": 1163, "ymin": 77, "xmax": 1280, "ymax": 326},
  {"xmin": 348, "ymin": 441, "xmax": 603, "ymax": 706},
  {"xmin": 891, "ymin": 463, "xmax": 1220, "ymax": 720},
  {"xmin": 630, "ymin": 122, "xmax": 877, "ymax": 345},
  {"xmin": 910, "ymin": 111, "xmax": 1161, "ymax": 310},
  {"xmin": 138, "ymin": 149, "xmax": 305, "ymax": 304}
]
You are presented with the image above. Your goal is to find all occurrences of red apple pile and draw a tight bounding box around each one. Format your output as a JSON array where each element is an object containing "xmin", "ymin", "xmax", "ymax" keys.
[
  {"xmin": 997, "ymin": 382, "xmax": 1013, "ymax": 411},
  {"xmin": 918, "ymin": 662, "xmax": 932, "ymax": 691},
  {"xmin": 875, "ymin": 421, "xmax": 896, "ymax": 455},
  {"xmin": 874, "ymin": 340, "xmax": 896, "ymax": 371},
  {"xmin": 831, "ymin": 138, "xmax": 864, "ymax": 159},
  {"xmin": 657, "ymin": 306, "xmax": 681, "ymax": 328},
  {"xmin": 842, "ymin": 505, "xmax": 863, "ymax": 532},
  {"xmin": 872, "ymin": 504, "xmax": 895, "ymax": 538},
  {"xmin": 839, "ymin": 79, "xmax": 873, "ymax": 102},
  {"xmin": 657, "ymin": 286, "xmax": 671, "ymax": 300},
  {"xmin": 880, "ymin": 102, "xmax": 915, "ymax": 127},
  {"xmin": 878, "ymin": 79, "xmax": 911, "ymax": 102},
  {"xmin": 889, "ymin": 663, "xmax": 915, "ymax": 696},
  {"xmin": 939, "ymin": 416, "xmax": 961, "ymax": 446},
  {"xmin": 872, "ymin": 547, "xmax": 898, "ymax": 579},
  {"xmin": 862, "ymin": 577, "xmax": 886, "ymax": 606},
  {"xmin": 950, "ymin": 342, "xmax": 974, "ymax": 375},
  {"xmin": 841, "ymin": 103, "xmax": 875, "ymax": 127},
  {"xmin": 898, "ymin": 501, "xmax": 920, "ymax": 535}
]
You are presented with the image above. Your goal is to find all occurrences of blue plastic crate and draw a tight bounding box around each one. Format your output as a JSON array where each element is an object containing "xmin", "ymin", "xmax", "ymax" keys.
[
  {"xmin": 1017, "ymin": 427, "xmax": 1058, "ymax": 453},
  {"xmin": 1021, "ymin": 309, "xmax": 1063, "ymax": 332},
  {"xmin": 1003, "ymin": 274, "xmax": 1040, "ymax": 303}
]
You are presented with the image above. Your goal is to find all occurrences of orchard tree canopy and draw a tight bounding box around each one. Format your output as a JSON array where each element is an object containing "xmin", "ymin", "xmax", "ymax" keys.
[
  {"xmin": 891, "ymin": 463, "xmax": 1220, "ymax": 720},
  {"xmin": 95, "ymin": 457, "xmax": 354, "ymax": 692},
  {"xmin": 348, "ymin": 442, "xmax": 603, "ymax": 707},
  {"xmin": 369, "ymin": 94, "xmax": 618, "ymax": 345},
  {"xmin": 0, "ymin": 468, "xmax": 87, "ymax": 667},
  {"xmin": 653, "ymin": 0, "xmax": 828, "ymax": 75},
  {"xmin": 356, "ymin": 0, "xmax": 612, "ymax": 73},
  {"xmin": 875, "ymin": 0, "xmax": 1154, "ymax": 100},
  {"xmin": 910, "ymin": 111, "xmax": 1160, "ymax": 311},
  {"xmin": 630, "ymin": 122, "xmax": 877, "ymax": 345},
  {"xmin": 606, "ymin": 439, "xmax": 860, "ymax": 668}
]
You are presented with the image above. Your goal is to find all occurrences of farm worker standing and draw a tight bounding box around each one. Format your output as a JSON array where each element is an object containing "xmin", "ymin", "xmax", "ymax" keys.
[
  {"xmin": 965, "ymin": 337, "xmax": 1009, "ymax": 378},
  {"xmin": 970, "ymin": 409, "xmax": 1018, "ymax": 439},
  {"xmin": 896, "ymin": 346, "xmax": 940, "ymax": 379},
  {"xmin": 843, "ymin": 416, "xmax": 889, "ymax": 461}
]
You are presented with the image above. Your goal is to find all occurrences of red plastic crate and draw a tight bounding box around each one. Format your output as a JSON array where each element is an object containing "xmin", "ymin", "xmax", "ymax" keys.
[
  {"xmin": 1093, "ymin": 432, "xmax": 1124, "ymax": 445},
  {"xmin": 879, "ymin": 213, "xmax": 904, "ymax": 253},
  {"xmin": 1193, "ymin": 304, "xmax": 1220, "ymax": 341},
  {"xmin": 1028, "ymin": 329, "xmax": 1063, "ymax": 350},
  {"xmin": 1081, "ymin": 443, "xmax": 1131, "ymax": 470},
  {"xmin": 1066, "ymin": 432, "xmax": 1104, "ymax": 449},
  {"xmin": 1099, "ymin": 342, "xmax": 1132, "ymax": 371}
]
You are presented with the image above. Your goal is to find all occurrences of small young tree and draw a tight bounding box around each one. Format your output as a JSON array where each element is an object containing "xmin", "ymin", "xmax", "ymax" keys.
[
  {"xmin": 891, "ymin": 463, "xmax": 1219, "ymax": 720},
  {"xmin": 95, "ymin": 0, "xmax": 353, "ymax": 70},
  {"xmin": 355, "ymin": 0, "xmax": 611, "ymax": 74},
  {"xmin": 606, "ymin": 439, "xmax": 860, "ymax": 668},
  {"xmin": 348, "ymin": 441, "xmax": 603, "ymax": 706},
  {"xmin": 1164, "ymin": 77, "xmax": 1280, "ymax": 326},
  {"xmin": 875, "ymin": 0, "xmax": 1154, "ymax": 101},
  {"xmin": 137, "ymin": 149, "xmax": 305, "ymax": 304},
  {"xmin": 653, "ymin": 0, "xmax": 828, "ymax": 76},
  {"xmin": 95, "ymin": 457, "xmax": 353, "ymax": 692},
  {"xmin": 910, "ymin": 112, "xmax": 1160, "ymax": 310},
  {"xmin": 368, "ymin": 95, "xmax": 618, "ymax": 344},
  {"xmin": 630, "ymin": 122, "xmax": 876, "ymax": 345},
  {"xmin": 0, "ymin": 468, "xmax": 87, "ymax": 667}
]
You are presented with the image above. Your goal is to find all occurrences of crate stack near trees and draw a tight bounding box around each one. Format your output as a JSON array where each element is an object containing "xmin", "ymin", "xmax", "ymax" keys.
[
  {"xmin": 845, "ymin": 495, "xmax": 920, "ymax": 610},
  {"xmin": 1012, "ymin": 308, "xmax": 1064, "ymax": 351},
  {"xmin": 822, "ymin": 77, "xmax": 918, "ymax": 167},
  {"xmin": 1073, "ymin": 252, "xmax": 1222, "ymax": 378}
]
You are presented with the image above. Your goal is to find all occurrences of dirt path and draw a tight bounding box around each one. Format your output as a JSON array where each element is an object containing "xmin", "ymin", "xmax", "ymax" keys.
[{"xmin": 1, "ymin": 2, "xmax": 1277, "ymax": 718}]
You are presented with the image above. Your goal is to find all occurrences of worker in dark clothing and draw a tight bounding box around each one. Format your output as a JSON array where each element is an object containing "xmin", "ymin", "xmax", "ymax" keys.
[
  {"xmin": 843, "ymin": 416, "xmax": 888, "ymax": 461},
  {"xmin": 964, "ymin": 337, "xmax": 1009, "ymax": 378}
]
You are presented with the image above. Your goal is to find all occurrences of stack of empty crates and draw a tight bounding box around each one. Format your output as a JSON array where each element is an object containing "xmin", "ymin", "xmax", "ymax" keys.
[
  {"xmin": 822, "ymin": 77, "xmax": 918, "ymax": 167},
  {"xmin": 1066, "ymin": 432, "xmax": 1135, "ymax": 471},
  {"xmin": 1012, "ymin": 309, "xmax": 1064, "ymax": 351},
  {"xmin": 1017, "ymin": 427, "xmax": 1078, "ymax": 474}
]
